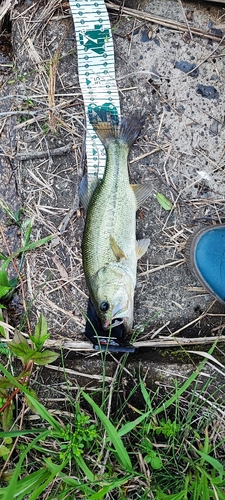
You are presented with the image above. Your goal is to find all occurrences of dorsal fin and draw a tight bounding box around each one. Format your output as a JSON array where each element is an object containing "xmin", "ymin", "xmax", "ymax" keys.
[
  {"xmin": 131, "ymin": 184, "xmax": 151, "ymax": 209},
  {"xmin": 79, "ymin": 174, "xmax": 99, "ymax": 213}
]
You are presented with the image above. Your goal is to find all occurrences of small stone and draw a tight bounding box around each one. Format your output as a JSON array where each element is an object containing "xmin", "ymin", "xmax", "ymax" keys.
[
  {"xmin": 209, "ymin": 119, "xmax": 219, "ymax": 136},
  {"xmin": 185, "ymin": 9, "xmax": 194, "ymax": 21},
  {"xmin": 175, "ymin": 61, "xmax": 199, "ymax": 78},
  {"xmin": 141, "ymin": 30, "xmax": 150, "ymax": 42},
  {"xmin": 196, "ymin": 84, "xmax": 219, "ymax": 100}
]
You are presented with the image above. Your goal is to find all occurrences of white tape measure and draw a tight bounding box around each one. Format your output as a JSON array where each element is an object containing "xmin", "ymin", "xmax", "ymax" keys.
[{"xmin": 69, "ymin": 0, "xmax": 120, "ymax": 179}]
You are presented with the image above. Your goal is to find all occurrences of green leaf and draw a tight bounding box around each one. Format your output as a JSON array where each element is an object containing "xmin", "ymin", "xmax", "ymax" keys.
[
  {"xmin": 88, "ymin": 476, "xmax": 131, "ymax": 499},
  {"xmin": 214, "ymin": 485, "xmax": 225, "ymax": 500},
  {"xmin": 0, "ymin": 364, "xmax": 63, "ymax": 432},
  {"xmin": 2, "ymin": 430, "xmax": 50, "ymax": 500},
  {"xmin": 12, "ymin": 330, "xmax": 29, "ymax": 346},
  {"xmin": 118, "ymin": 411, "xmax": 151, "ymax": 438},
  {"xmin": 0, "ymin": 252, "xmax": 7, "ymax": 261},
  {"xmin": 22, "ymin": 397, "xmax": 63, "ymax": 434},
  {"xmin": 150, "ymin": 456, "xmax": 162, "ymax": 470},
  {"xmin": 24, "ymin": 462, "xmax": 67, "ymax": 500},
  {"xmin": 4, "ymin": 437, "xmax": 12, "ymax": 445},
  {"xmin": 0, "ymin": 287, "xmax": 11, "ymax": 299},
  {"xmin": 3, "ymin": 468, "xmax": 50, "ymax": 497},
  {"xmin": 75, "ymin": 455, "xmax": 95, "ymax": 482},
  {"xmin": 8, "ymin": 331, "xmax": 33, "ymax": 362},
  {"xmin": 0, "ymin": 387, "xmax": 8, "ymax": 398},
  {"xmin": 119, "ymin": 351, "xmax": 214, "ymax": 438},
  {"xmin": 8, "ymin": 330, "xmax": 57, "ymax": 365},
  {"xmin": 34, "ymin": 314, "xmax": 48, "ymax": 340},
  {"xmin": 8, "ymin": 342, "xmax": 33, "ymax": 362},
  {"xmin": 32, "ymin": 350, "xmax": 59, "ymax": 365},
  {"xmin": 1, "ymin": 470, "xmax": 14, "ymax": 482},
  {"xmin": 0, "ymin": 429, "xmax": 46, "ymax": 438},
  {"xmin": 31, "ymin": 314, "xmax": 50, "ymax": 349},
  {"xmin": 156, "ymin": 492, "xmax": 185, "ymax": 500},
  {"xmin": 82, "ymin": 391, "xmax": 132, "ymax": 471},
  {"xmin": 0, "ymin": 317, "xmax": 6, "ymax": 338},
  {"xmin": 1, "ymin": 403, "xmax": 14, "ymax": 432},
  {"xmin": 25, "ymin": 388, "xmax": 39, "ymax": 413},
  {"xmin": 156, "ymin": 192, "xmax": 173, "ymax": 211},
  {"xmin": 0, "ymin": 271, "xmax": 10, "ymax": 288},
  {"xmin": 9, "ymin": 276, "xmax": 19, "ymax": 289},
  {"xmin": 0, "ymin": 199, "xmax": 22, "ymax": 225},
  {"xmin": 0, "ymin": 444, "xmax": 10, "ymax": 458}
]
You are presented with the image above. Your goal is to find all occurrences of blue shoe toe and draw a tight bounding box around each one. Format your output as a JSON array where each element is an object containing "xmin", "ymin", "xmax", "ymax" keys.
[{"xmin": 189, "ymin": 226, "xmax": 225, "ymax": 303}]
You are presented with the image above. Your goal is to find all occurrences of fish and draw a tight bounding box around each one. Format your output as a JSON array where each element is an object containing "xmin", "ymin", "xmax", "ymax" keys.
[{"xmin": 81, "ymin": 110, "xmax": 151, "ymax": 334}]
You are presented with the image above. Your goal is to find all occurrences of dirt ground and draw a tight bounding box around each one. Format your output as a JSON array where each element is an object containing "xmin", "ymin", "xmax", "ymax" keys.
[{"xmin": 1, "ymin": 0, "xmax": 225, "ymax": 351}]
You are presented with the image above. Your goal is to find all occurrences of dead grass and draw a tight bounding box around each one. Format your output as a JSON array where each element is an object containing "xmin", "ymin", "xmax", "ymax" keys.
[
  {"xmin": 1, "ymin": 0, "xmax": 225, "ymax": 349},
  {"xmin": 106, "ymin": 1, "xmax": 225, "ymax": 42}
]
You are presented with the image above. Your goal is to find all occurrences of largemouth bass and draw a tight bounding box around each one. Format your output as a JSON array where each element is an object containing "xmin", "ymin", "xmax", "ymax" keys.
[{"xmin": 82, "ymin": 110, "xmax": 151, "ymax": 334}]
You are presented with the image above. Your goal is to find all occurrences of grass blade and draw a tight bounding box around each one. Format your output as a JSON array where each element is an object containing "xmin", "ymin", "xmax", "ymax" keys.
[
  {"xmin": 3, "ymin": 431, "xmax": 49, "ymax": 500},
  {"xmin": 13, "ymin": 470, "xmax": 50, "ymax": 499},
  {"xmin": 117, "ymin": 412, "xmax": 151, "ymax": 437},
  {"xmin": 196, "ymin": 451, "xmax": 224, "ymax": 481},
  {"xmin": 0, "ymin": 430, "xmax": 46, "ymax": 438},
  {"xmin": 27, "ymin": 462, "xmax": 67, "ymax": 500},
  {"xmin": 1, "ymin": 235, "xmax": 54, "ymax": 271},
  {"xmin": 139, "ymin": 377, "xmax": 154, "ymax": 411},
  {"xmin": 82, "ymin": 391, "xmax": 132, "ymax": 471},
  {"xmin": 88, "ymin": 476, "xmax": 131, "ymax": 499},
  {"xmin": 75, "ymin": 455, "xmax": 95, "ymax": 482}
]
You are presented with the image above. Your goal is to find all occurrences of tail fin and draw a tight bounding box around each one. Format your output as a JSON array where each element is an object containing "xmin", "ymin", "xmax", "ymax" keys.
[
  {"xmin": 88, "ymin": 107, "xmax": 145, "ymax": 149},
  {"xmin": 119, "ymin": 114, "xmax": 145, "ymax": 148}
]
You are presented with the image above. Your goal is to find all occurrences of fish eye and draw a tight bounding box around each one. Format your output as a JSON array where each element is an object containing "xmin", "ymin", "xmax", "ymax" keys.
[{"xmin": 99, "ymin": 301, "xmax": 109, "ymax": 312}]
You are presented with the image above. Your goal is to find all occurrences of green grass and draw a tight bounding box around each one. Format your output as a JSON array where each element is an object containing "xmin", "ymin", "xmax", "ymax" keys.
[{"xmin": 0, "ymin": 343, "xmax": 225, "ymax": 499}]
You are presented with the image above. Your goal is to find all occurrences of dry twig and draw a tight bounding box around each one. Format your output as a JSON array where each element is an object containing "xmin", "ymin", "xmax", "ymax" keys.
[
  {"xmin": 17, "ymin": 144, "xmax": 72, "ymax": 161},
  {"xmin": 106, "ymin": 2, "xmax": 225, "ymax": 42}
]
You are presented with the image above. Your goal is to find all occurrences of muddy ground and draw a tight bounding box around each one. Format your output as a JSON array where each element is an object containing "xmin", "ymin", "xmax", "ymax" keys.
[{"xmin": 1, "ymin": 0, "xmax": 225, "ymax": 371}]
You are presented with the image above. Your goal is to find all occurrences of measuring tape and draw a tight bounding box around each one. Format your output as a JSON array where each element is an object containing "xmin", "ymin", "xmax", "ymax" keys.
[{"xmin": 69, "ymin": 0, "xmax": 120, "ymax": 179}]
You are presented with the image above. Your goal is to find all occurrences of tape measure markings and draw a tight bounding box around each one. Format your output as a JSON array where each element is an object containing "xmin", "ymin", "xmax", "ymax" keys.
[{"xmin": 69, "ymin": 0, "xmax": 120, "ymax": 179}]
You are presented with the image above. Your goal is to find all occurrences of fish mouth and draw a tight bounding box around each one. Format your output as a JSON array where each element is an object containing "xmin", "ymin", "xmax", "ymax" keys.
[
  {"xmin": 101, "ymin": 298, "xmax": 133, "ymax": 332},
  {"xmin": 102, "ymin": 318, "xmax": 124, "ymax": 330}
]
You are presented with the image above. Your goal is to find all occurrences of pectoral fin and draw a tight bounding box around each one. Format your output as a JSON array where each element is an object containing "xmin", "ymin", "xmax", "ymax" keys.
[
  {"xmin": 110, "ymin": 235, "xmax": 127, "ymax": 260},
  {"xmin": 136, "ymin": 238, "xmax": 150, "ymax": 259},
  {"xmin": 131, "ymin": 184, "xmax": 151, "ymax": 209}
]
